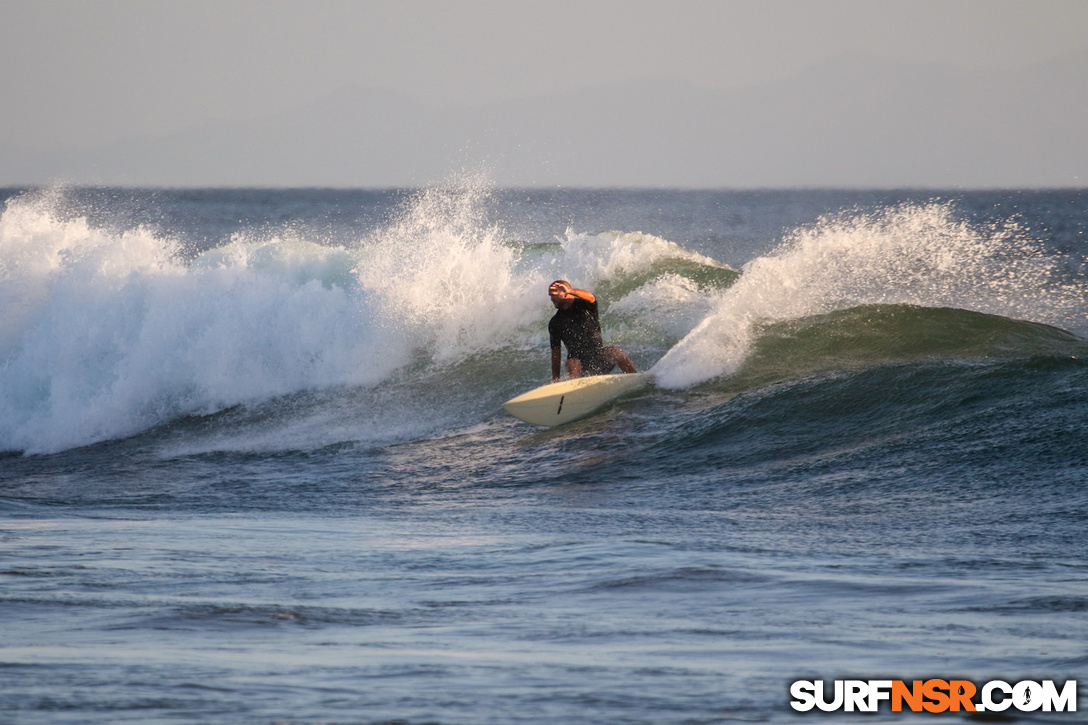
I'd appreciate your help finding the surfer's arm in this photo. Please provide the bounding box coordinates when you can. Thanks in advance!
[552,281,595,304]
[565,287,596,304]
[551,346,563,382]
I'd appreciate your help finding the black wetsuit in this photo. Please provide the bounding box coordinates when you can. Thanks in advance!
[549,297,615,376]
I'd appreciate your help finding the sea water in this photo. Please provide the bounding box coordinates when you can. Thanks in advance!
[1,183,1086,723]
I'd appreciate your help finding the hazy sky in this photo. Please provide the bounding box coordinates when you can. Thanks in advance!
[3,0,1087,186]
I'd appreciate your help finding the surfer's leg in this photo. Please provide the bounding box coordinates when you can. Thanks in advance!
[566,357,584,379]
[603,346,637,374]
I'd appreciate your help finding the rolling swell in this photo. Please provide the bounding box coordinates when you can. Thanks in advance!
[639,349,1088,499]
[634,303,1087,481]
[729,303,1087,392]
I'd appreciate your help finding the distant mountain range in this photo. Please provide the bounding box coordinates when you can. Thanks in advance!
[3,51,1086,187]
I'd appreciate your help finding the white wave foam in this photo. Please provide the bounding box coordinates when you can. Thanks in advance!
[0,191,406,454]
[608,273,718,341]
[652,201,1088,388]
[25,188,1079,450]
[0,184,731,453]
[557,229,726,283]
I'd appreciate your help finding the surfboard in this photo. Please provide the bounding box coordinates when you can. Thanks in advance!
[502,373,651,427]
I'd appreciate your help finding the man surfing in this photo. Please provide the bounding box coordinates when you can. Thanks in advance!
[548,280,637,382]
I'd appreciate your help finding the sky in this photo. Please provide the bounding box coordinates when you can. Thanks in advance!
[2,0,1087,187]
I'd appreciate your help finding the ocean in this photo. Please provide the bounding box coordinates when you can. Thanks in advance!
[1,184,1085,724]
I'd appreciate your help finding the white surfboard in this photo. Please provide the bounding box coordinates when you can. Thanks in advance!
[502,373,651,427]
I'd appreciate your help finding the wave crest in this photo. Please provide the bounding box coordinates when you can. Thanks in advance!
[652,201,1087,388]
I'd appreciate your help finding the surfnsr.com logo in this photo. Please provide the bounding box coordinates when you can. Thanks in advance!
[790,679,1078,713]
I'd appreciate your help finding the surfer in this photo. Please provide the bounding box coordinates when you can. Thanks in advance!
[548,280,637,381]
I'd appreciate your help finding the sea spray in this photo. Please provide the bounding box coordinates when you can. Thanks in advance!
[652,201,1088,388]
[557,230,735,344]
[556,229,728,288]
[350,186,728,363]
[353,182,544,361]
